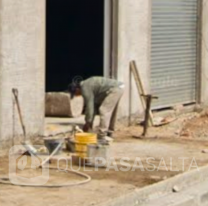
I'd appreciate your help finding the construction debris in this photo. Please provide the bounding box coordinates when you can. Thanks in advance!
[153,117,177,127]
[202,149,208,154]
[172,185,180,193]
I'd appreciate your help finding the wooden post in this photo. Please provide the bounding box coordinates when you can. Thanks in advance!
[129,63,132,126]
[130,61,154,126]
[142,95,158,137]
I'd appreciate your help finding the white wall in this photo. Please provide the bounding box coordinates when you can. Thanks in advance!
[116,0,151,118]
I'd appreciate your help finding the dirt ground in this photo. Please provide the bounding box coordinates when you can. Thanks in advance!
[1,111,208,206]
[0,154,179,206]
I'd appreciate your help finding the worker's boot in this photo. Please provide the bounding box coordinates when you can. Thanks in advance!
[98,137,113,145]
[98,130,113,145]
[104,136,113,143]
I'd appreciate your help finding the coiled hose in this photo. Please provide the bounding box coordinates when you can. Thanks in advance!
[0,167,91,188]
[0,141,91,188]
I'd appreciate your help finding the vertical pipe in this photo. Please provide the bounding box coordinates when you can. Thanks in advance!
[104,0,111,78]
[196,0,203,103]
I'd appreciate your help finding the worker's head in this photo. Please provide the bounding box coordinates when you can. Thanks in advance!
[68,82,81,99]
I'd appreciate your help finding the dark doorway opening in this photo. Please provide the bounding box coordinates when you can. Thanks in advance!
[46,0,104,92]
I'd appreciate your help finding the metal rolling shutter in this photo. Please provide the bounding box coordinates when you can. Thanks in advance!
[151,0,199,109]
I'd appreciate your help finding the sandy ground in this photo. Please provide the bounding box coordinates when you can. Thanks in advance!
[1,111,208,206]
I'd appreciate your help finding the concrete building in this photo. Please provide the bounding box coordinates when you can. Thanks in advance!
[0,0,208,144]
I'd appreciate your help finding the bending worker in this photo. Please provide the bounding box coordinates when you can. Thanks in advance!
[69,76,124,142]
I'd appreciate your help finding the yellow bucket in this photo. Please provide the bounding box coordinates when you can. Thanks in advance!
[75,133,97,158]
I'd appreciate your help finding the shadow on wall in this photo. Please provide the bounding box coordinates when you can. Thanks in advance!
[46,0,104,92]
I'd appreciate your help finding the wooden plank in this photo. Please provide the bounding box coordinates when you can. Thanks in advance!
[130,61,154,126]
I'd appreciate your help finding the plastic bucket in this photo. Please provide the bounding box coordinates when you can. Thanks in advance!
[87,144,110,167]
[75,133,97,158]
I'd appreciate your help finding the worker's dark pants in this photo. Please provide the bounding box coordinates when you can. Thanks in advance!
[98,87,124,139]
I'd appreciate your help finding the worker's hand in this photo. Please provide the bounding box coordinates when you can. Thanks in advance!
[83,122,92,132]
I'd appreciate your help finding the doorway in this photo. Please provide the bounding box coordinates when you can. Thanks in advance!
[46,0,105,92]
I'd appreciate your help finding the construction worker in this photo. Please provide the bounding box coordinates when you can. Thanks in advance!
[69,76,124,143]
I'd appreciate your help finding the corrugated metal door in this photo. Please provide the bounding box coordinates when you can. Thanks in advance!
[151,0,199,108]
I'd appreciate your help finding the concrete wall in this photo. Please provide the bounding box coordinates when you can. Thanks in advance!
[201,0,208,105]
[116,0,151,119]
[0,0,45,143]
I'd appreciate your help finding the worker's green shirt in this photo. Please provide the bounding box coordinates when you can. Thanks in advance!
[80,77,123,123]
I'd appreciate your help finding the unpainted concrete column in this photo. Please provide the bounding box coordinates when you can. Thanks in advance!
[116,0,151,119]
[0,0,45,142]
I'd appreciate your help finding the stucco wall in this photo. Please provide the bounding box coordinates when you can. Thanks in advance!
[116,0,151,118]
[201,0,208,104]
[0,0,45,143]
